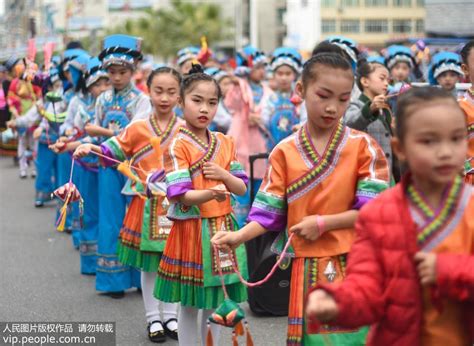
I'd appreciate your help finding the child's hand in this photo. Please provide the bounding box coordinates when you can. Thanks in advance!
[6,120,16,129]
[210,189,228,202]
[306,289,339,323]
[203,162,229,182]
[49,141,66,153]
[74,144,92,158]
[414,252,437,285]
[289,215,322,241]
[211,230,242,251]
[369,95,387,113]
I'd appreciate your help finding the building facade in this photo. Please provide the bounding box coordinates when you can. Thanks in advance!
[425,0,474,37]
[286,0,426,52]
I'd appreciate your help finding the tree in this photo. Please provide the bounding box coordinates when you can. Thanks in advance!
[107,0,233,60]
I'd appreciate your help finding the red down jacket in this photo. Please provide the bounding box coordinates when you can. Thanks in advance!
[310,179,474,345]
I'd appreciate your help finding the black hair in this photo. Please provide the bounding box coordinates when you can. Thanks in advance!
[146,66,182,90]
[66,41,83,50]
[302,53,353,88]
[311,41,345,58]
[356,58,388,91]
[75,75,87,94]
[180,63,222,101]
[460,40,474,65]
[396,86,458,140]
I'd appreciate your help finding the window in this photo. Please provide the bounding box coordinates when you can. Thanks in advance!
[393,19,412,33]
[365,0,388,6]
[393,0,412,7]
[416,0,424,6]
[321,0,337,7]
[341,0,359,6]
[322,19,337,33]
[341,19,360,33]
[365,19,388,33]
[416,19,424,33]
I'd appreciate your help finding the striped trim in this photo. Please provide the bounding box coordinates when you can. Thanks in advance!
[166,169,192,186]
[355,179,389,199]
[349,132,381,180]
[101,137,126,163]
[252,190,287,214]
[287,123,348,203]
[150,114,178,143]
[407,176,471,251]
[159,255,203,270]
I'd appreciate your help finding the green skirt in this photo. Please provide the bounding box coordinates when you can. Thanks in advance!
[154,214,248,309]
[117,197,169,272]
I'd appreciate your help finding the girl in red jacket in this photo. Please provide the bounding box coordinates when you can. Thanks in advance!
[306,86,474,346]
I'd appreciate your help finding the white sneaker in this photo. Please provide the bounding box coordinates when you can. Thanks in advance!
[20,171,27,179]
[30,170,37,178]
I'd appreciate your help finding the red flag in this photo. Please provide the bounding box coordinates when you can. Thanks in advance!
[43,42,56,73]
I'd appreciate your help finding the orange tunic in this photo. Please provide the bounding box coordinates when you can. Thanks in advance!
[155,128,249,308]
[407,178,474,346]
[100,114,183,266]
[249,122,390,258]
[458,92,474,184]
[164,128,248,219]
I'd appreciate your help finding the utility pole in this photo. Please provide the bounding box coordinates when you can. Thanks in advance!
[249,0,258,47]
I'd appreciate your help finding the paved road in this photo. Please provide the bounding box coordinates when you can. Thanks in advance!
[0,157,287,346]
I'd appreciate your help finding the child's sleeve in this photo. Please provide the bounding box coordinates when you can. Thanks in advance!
[344,99,375,131]
[247,146,287,232]
[353,133,390,209]
[60,96,77,135]
[228,137,248,185]
[260,94,275,128]
[99,122,137,167]
[164,137,193,199]
[224,82,244,113]
[132,94,152,121]
[93,95,105,127]
[310,208,386,328]
[435,253,474,302]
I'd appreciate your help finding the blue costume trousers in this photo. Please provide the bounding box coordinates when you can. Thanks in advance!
[76,165,99,275]
[35,142,56,202]
[96,166,140,292]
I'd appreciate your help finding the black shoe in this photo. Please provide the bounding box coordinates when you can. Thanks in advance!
[104,291,125,299]
[35,200,44,208]
[136,287,142,294]
[64,228,72,234]
[148,321,166,343]
[163,318,178,341]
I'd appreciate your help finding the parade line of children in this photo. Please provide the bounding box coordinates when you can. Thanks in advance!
[3,34,474,345]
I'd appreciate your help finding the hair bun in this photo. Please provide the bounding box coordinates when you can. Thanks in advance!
[188,63,204,75]
[356,58,368,69]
